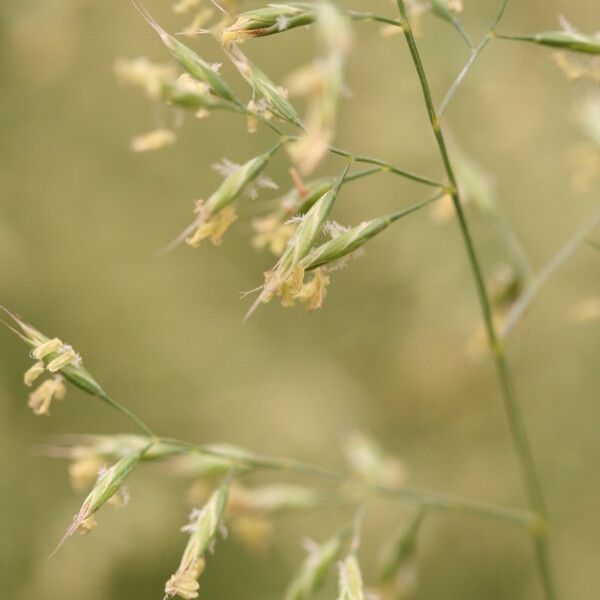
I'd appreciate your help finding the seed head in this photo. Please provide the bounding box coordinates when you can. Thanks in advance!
[220,4,316,44]
[302,216,394,271]
[165,143,282,252]
[228,46,303,127]
[165,481,230,599]
[133,1,237,102]
[53,450,143,555]
[246,163,350,318]
[284,526,352,600]
[1,307,105,401]
[533,31,600,55]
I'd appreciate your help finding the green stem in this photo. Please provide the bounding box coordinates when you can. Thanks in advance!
[343,166,383,183]
[439,35,492,116]
[249,106,444,189]
[158,437,533,528]
[348,11,402,28]
[99,393,156,438]
[395,1,557,597]
[328,146,444,187]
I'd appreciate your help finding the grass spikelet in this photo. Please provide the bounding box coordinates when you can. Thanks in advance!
[302,193,442,273]
[132,0,238,102]
[1,306,105,400]
[164,479,230,599]
[219,3,316,45]
[500,31,600,55]
[245,161,351,318]
[163,141,282,252]
[52,450,144,556]
[227,46,303,127]
[284,525,352,600]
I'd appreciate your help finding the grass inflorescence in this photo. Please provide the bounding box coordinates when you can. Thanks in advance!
[4,1,600,599]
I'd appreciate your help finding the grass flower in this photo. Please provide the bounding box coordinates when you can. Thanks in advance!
[220,4,316,45]
[164,142,282,252]
[1,307,105,409]
[250,176,336,255]
[165,480,230,599]
[246,162,351,317]
[28,376,66,416]
[284,526,352,600]
[133,1,238,103]
[53,450,144,554]
[227,46,303,127]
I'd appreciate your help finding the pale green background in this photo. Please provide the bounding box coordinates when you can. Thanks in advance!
[1,1,599,599]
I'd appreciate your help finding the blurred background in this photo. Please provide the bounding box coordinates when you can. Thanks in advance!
[1,1,599,598]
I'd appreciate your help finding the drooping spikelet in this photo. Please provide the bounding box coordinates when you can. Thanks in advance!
[284,526,353,600]
[1,307,105,415]
[165,480,230,599]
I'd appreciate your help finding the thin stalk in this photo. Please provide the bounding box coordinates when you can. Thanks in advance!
[439,0,508,115]
[396,1,557,598]
[248,104,444,189]
[328,147,444,187]
[344,166,384,183]
[158,437,533,528]
[99,393,155,438]
[388,189,447,223]
[502,207,600,339]
[348,11,402,28]
[450,17,475,49]
[439,35,491,116]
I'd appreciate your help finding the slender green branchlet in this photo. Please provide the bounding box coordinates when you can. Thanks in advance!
[498,31,600,55]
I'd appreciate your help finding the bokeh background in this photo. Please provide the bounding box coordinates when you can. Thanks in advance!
[1,1,599,598]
